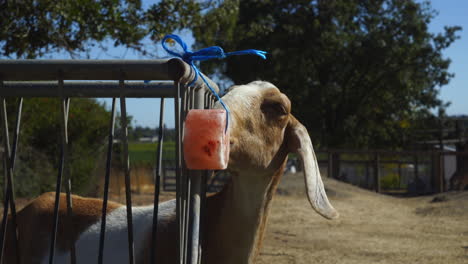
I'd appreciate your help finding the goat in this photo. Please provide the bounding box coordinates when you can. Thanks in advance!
[3,81,338,264]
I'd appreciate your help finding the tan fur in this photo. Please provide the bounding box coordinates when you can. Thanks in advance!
[4,192,121,263]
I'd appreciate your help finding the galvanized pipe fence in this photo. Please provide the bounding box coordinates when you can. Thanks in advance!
[0,58,217,264]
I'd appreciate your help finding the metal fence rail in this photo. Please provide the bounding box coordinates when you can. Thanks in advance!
[0,58,217,264]
[318,149,468,195]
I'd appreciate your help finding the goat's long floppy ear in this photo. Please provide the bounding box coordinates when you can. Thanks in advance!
[287,117,339,219]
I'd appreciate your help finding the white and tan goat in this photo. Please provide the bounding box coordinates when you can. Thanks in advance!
[3,81,338,264]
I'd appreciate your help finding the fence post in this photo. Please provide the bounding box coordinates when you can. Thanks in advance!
[438,152,445,193]
[186,87,205,264]
[374,153,380,193]
[330,152,340,180]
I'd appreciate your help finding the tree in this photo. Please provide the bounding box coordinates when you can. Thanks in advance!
[0,0,462,150]
[193,0,462,149]
[0,0,147,58]
[0,0,208,59]
[1,98,111,197]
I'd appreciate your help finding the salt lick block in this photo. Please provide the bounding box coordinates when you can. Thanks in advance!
[183,109,230,170]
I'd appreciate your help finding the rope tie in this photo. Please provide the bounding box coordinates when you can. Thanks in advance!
[161,34,267,132]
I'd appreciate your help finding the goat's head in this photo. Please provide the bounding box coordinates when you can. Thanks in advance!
[219,81,338,219]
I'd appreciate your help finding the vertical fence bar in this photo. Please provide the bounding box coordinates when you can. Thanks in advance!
[119,79,135,264]
[181,87,192,264]
[183,87,197,264]
[151,98,165,264]
[198,170,209,263]
[48,77,69,264]
[181,89,185,264]
[414,155,419,180]
[431,152,438,193]
[187,87,205,264]
[327,151,333,178]
[438,152,445,193]
[174,81,182,264]
[9,98,23,264]
[0,98,10,264]
[398,163,402,189]
[204,93,209,109]
[0,97,22,264]
[98,98,117,264]
[199,90,211,263]
[374,153,381,193]
[365,160,370,189]
[59,96,76,264]
[210,96,214,109]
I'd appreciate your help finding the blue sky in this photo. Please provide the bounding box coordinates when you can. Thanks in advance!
[424,0,468,116]
[15,0,468,128]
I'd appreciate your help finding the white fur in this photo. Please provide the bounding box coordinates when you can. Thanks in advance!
[42,199,176,264]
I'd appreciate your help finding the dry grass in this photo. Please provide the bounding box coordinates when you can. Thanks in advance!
[258,172,468,264]
[6,170,468,263]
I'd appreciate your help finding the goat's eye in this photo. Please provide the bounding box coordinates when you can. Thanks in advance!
[261,102,288,116]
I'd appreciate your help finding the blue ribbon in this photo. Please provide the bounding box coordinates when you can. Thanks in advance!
[160,34,267,132]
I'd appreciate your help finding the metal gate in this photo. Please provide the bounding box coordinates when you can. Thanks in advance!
[0,58,216,263]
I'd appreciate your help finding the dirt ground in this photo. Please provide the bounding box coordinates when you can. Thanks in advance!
[257,173,468,264]
[105,172,468,263]
[7,172,468,263]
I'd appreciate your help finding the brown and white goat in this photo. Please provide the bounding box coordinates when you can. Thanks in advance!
[3,81,338,264]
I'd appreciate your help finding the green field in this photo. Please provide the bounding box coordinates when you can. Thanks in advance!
[128,141,176,165]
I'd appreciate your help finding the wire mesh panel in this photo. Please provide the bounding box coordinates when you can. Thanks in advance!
[0,58,218,264]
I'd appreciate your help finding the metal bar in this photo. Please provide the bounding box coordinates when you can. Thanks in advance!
[439,153,445,193]
[183,87,190,128]
[318,149,468,156]
[414,155,419,180]
[211,96,215,108]
[183,174,191,264]
[182,87,194,264]
[374,153,381,193]
[204,92,209,109]
[0,98,10,264]
[49,121,64,262]
[398,163,402,189]
[0,154,8,264]
[58,81,76,264]
[0,97,22,264]
[198,171,209,263]
[189,88,195,110]
[0,59,221,93]
[2,147,6,199]
[151,98,165,264]
[119,80,135,264]
[187,174,199,264]
[7,98,22,264]
[1,81,174,98]
[0,59,170,81]
[98,98,117,264]
[174,82,182,264]
[327,151,333,178]
[187,87,206,264]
